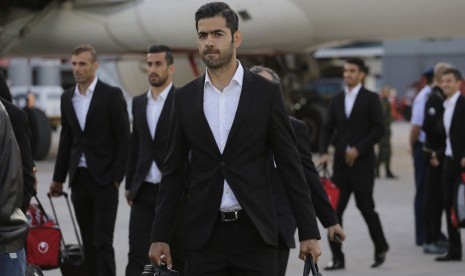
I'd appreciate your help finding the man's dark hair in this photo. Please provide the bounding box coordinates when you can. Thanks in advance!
[250,66,281,84]
[147,44,174,65]
[345,58,368,74]
[195,2,239,34]
[72,44,97,62]
[442,67,462,81]
[422,67,434,84]
[0,71,12,103]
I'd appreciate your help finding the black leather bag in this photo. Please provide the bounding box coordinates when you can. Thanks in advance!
[303,255,322,276]
[141,264,179,276]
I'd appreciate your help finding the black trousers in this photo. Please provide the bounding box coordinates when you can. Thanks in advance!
[125,182,185,276]
[330,169,388,258]
[71,168,119,276]
[413,142,428,245]
[423,160,445,244]
[184,212,277,276]
[276,236,290,276]
[442,157,462,257]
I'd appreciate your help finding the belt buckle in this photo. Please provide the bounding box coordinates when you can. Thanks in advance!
[220,210,239,222]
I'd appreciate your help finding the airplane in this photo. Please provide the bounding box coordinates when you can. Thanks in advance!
[2,0,465,159]
[2,0,465,56]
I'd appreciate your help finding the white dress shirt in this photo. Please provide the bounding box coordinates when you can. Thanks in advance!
[411,85,431,143]
[443,91,460,157]
[344,83,362,118]
[144,83,173,184]
[203,62,243,211]
[72,77,98,168]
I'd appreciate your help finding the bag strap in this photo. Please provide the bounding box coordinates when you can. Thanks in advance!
[32,194,50,221]
[316,163,331,179]
[303,254,322,276]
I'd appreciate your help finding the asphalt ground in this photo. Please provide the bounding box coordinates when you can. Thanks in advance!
[34,121,464,276]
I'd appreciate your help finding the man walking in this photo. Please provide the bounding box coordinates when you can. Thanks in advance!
[320,58,389,269]
[251,65,345,276]
[435,68,465,262]
[125,45,184,275]
[50,44,130,276]
[149,2,321,275]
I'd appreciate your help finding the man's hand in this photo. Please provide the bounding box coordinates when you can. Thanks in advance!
[430,156,440,167]
[49,181,63,197]
[319,154,331,167]
[125,189,133,206]
[461,157,465,168]
[345,147,359,167]
[299,239,321,263]
[149,242,172,267]
[328,224,346,243]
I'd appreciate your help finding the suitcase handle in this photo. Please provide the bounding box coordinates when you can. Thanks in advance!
[47,192,83,258]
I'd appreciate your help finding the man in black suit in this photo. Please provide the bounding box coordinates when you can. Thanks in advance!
[125,45,184,275]
[50,44,130,276]
[251,65,346,276]
[149,2,321,275]
[319,58,389,269]
[0,72,35,212]
[435,68,465,262]
[422,63,451,254]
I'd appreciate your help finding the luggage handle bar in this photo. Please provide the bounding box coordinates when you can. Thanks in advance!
[47,191,83,258]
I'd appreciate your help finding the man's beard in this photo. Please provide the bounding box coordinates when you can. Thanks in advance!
[149,75,168,87]
[202,44,234,69]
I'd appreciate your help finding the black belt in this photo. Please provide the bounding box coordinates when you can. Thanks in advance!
[143,181,160,192]
[76,167,89,174]
[219,210,243,222]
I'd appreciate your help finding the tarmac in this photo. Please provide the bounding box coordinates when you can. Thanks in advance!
[34,121,465,276]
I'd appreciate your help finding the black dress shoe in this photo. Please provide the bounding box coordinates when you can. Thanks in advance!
[324,258,345,270]
[435,253,462,261]
[371,248,388,268]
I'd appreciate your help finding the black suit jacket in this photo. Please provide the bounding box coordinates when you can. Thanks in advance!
[269,116,337,248]
[423,86,446,154]
[53,80,130,186]
[151,68,320,251]
[0,98,35,210]
[126,87,175,200]
[448,94,465,170]
[321,87,384,172]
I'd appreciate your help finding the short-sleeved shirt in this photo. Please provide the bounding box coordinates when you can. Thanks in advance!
[410,85,431,143]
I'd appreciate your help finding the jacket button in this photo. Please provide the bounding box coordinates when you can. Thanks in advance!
[220,162,226,167]
[217,191,222,197]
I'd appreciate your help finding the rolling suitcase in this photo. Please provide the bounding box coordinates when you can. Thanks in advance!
[48,191,87,276]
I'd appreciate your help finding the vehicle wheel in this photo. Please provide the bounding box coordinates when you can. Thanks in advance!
[293,105,323,151]
[24,107,52,160]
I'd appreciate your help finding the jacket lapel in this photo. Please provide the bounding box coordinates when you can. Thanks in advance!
[137,95,152,140]
[223,70,256,155]
[153,86,174,143]
[84,80,102,132]
[194,76,222,156]
[450,95,462,136]
[347,88,363,121]
[64,88,82,132]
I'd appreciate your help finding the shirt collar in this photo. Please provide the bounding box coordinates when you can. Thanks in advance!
[74,77,98,97]
[444,91,460,108]
[147,82,173,102]
[344,83,362,97]
[204,60,244,90]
